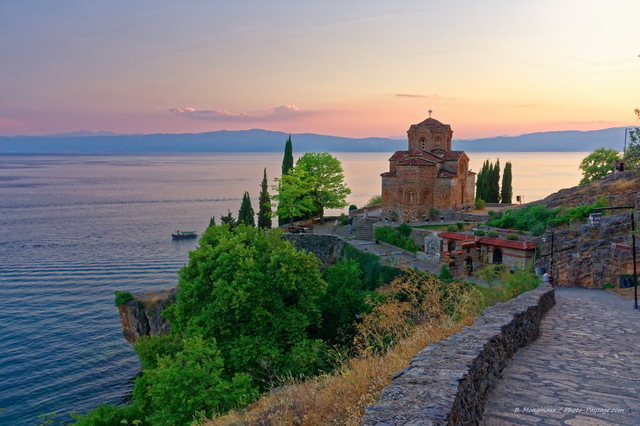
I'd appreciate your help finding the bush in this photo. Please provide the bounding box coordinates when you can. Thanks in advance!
[505,233,520,240]
[349,204,358,211]
[447,225,457,232]
[475,199,486,210]
[438,265,453,281]
[487,230,499,238]
[473,229,486,236]
[114,291,134,307]
[429,208,439,220]
[456,222,464,231]
[530,222,546,236]
[487,210,495,217]
[74,403,146,426]
[374,225,420,253]
[397,223,412,237]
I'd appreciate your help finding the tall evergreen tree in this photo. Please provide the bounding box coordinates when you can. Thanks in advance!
[501,162,513,203]
[279,135,294,225]
[258,168,272,229]
[238,192,255,227]
[490,159,501,203]
[220,210,237,230]
[282,134,294,176]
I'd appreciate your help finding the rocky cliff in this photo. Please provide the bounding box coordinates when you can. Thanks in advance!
[533,170,639,289]
[118,288,178,344]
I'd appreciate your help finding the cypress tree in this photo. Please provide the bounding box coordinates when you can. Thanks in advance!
[238,191,255,227]
[490,159,501,203]
[279,135,294,225]
[258,168,272,229]
[501,162,513,203]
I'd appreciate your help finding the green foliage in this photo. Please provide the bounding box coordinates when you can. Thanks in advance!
[456,222,464,231]
[257,168,272,229]
[473,229,486,236]
[438,264,453,281]
[579,148,621,185]
[134,335,183,370]
[237,191,255,227]
[602,282,615,289]
[429,208,439,220]
[475,266,540,307]
[530,222,546,236]
[295,152,351,220]
[164,225,329,386]
[281,134,294,176]
[220,210,237,229]
[133,336,256,426]
[501,162,513,203]
[74,403,146,426]
[272,167,316,226]
[486,198,609,232]
[487,230,499,238]
[396,223,412,237]
[114,291,134,307]
[374,226,420,252]
[475,199,486,210]
[505,233,519,240]
[343,244,404,291]
[317,259,368,344]
[367,194,383,205]
[339,212,349,225]
[208,216,216,229]
[349,204,358,211]
[476,159,507,203]
[446,225,457,232]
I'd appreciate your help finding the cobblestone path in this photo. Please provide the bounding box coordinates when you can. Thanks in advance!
[482,287,640,425]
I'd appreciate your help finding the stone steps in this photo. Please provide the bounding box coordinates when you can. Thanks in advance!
[335,216,376,241]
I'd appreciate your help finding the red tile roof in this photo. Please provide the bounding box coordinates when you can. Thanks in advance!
[437,232,536,251]
[437,169,457,178]
[416,117,446,128]
[442,151,465,161]
[380,170,396,177]
[398,158,437,167]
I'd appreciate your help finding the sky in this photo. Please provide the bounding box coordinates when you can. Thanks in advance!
[1,0,639,139]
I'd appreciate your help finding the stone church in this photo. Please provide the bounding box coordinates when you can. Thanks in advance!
[381,114,475,222]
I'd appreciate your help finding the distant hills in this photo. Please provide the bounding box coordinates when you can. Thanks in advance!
[0,127,630,153]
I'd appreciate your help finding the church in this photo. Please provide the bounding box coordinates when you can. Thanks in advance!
[381,113,475,222]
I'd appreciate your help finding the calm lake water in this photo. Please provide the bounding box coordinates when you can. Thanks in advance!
[0,152,586,424]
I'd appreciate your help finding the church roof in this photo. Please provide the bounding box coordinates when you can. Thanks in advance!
[389,150,444,162]
[437,169,458,178]
[398,158,437,167]
[442,151,465,161]
[380,170,396,177]
[416,117,446,129]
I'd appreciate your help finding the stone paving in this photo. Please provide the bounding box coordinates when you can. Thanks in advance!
[481,287,640,425]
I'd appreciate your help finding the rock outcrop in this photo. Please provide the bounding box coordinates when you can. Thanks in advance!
[118,288,178,344]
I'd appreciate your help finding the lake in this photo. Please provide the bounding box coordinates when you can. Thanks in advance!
[0,152,586,424]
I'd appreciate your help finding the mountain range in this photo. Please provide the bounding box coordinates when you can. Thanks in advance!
[0,127,631,153]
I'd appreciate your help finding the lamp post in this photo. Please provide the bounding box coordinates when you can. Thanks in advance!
[592,207,638,309]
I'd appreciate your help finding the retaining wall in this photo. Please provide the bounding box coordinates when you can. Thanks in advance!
[361,282,555,425]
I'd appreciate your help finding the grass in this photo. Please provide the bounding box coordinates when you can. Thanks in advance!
[199,268,539,426]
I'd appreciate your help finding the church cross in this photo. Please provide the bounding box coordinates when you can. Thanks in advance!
[428,109,433,117]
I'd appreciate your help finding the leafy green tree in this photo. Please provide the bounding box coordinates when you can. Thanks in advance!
[272,167,316,226]
[317,258,367,344]
[257,168,272,229]
[164,225,329,385]
[237,191,255,227]
[295,152,351,221]
[623,108,640,169]
[501,162,513,203]
[579,147,621,185]
[367,194,382,205]
[133,336,255,426]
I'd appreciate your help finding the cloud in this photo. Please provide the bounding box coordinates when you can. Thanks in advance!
[392,93,455,100]
[168,105,311,122]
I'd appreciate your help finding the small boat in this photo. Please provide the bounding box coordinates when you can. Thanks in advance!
[172,230,197,240]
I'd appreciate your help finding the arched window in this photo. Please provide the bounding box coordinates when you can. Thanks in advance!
[435,137,441,147]
[493,248,503,264]
[448,241,456,252]
[407,189,417,204]
[419,137,426,151]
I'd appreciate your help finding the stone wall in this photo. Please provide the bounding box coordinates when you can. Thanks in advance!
[283,234,346,265]
[361,283,555,426]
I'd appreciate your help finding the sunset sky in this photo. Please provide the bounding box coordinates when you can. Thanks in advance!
[1,0,638,139]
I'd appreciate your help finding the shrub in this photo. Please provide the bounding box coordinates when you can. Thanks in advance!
[397,223,412,237]
[456,222,464,231]
[505,233,520,240]
[114,291,134,307]
[438,265,453,281]
[530,222,546,236]
[473,229,486,236]
[487,230,499,238]
[349,204,358,211]
[74,403,146,426]
[429,208,439,220]
[475,199,486,210]
[447,225,457,232]
[488,210,495,217]
[374,225,419,253]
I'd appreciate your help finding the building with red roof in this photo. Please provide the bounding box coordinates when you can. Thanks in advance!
[381,114,475,222]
